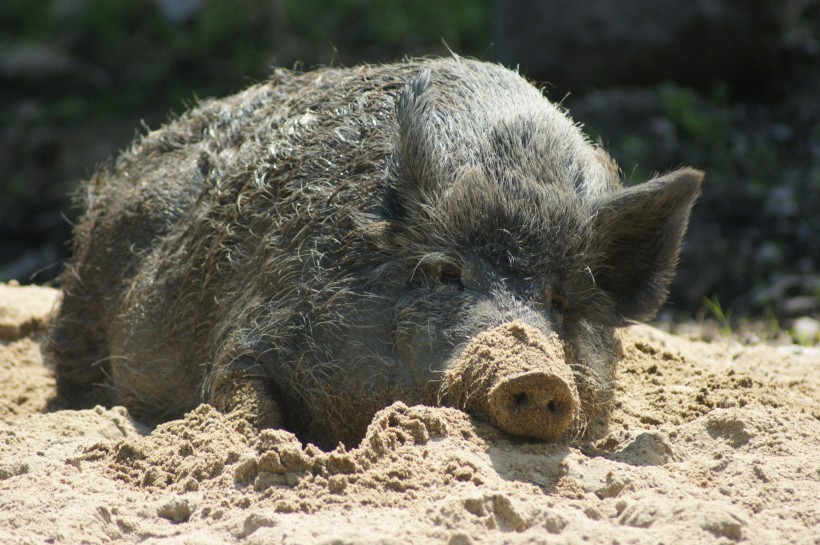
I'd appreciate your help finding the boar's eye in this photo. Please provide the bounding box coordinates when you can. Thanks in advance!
[437,263,464,290]
[546,288,569,314]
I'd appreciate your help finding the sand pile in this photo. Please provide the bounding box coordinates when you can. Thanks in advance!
[0,283,817,544]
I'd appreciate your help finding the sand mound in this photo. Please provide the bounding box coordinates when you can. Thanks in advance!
[0,283,817,544]
[0,282,59,418]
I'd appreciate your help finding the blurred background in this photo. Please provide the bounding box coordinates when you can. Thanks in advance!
[1,0,818,342]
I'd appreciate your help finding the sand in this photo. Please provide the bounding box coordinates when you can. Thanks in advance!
[0,282,817,544]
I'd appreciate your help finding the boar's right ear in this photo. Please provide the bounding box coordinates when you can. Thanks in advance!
[389,69,445,209]
[591,168,703,322]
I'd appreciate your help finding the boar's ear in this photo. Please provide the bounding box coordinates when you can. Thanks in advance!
[390,69,445,205]
[591,168,703,322]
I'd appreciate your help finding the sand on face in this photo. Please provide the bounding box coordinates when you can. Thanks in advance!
[443,320,581,442]
[1,282,818,544]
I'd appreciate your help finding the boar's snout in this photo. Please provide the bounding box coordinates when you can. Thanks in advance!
[443,321,581,442]
[488,369,578,441]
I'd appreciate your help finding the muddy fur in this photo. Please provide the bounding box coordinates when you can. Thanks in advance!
[47,57,702,448]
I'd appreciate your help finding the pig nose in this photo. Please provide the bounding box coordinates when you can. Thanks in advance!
[488,370,578,441]
[443,320,581,442]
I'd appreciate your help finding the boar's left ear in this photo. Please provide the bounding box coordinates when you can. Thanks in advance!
[591,168,703,322]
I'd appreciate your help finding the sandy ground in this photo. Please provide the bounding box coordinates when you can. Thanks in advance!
[0,282,817,545]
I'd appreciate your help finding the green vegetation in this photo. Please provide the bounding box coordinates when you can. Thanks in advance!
[658,82,728,145]
[0,0,491,123]
[701,296,733,336]
[283,0,489,54]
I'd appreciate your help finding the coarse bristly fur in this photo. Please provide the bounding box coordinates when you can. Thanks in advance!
[46,56,702,448]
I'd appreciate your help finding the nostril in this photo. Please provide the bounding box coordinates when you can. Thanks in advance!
[487,370,579,441]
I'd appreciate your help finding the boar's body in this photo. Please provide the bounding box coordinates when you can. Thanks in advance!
[48,58,701,447]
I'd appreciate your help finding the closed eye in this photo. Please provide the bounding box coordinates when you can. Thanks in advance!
[437,263,464,290]
[546,287,569,314]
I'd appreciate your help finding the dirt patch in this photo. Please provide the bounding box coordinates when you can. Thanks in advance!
[0,283,817,544]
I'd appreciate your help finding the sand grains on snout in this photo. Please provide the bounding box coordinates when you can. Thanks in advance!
[443,321,581,442]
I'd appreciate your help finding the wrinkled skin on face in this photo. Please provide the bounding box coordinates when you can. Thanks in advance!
[47,58,702,448]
